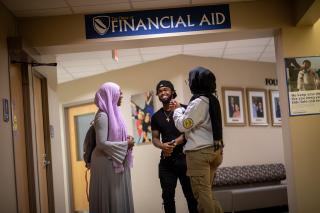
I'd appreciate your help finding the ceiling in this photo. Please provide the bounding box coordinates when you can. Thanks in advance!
[0,0,254,17]
[1,0,274,84]
[57,37,275,83]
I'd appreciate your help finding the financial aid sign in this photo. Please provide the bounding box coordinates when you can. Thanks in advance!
[85,4,231,39]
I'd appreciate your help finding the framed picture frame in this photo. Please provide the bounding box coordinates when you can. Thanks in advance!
[221,87,246,126]
[269,90,281,126]
[246,88,269,126]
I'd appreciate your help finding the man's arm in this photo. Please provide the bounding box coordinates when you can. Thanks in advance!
[172,134,185,146]
[152,130,174,156]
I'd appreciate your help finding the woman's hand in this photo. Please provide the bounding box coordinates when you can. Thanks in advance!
[127,135,135,150]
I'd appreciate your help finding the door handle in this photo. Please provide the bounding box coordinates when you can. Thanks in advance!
[43,160,51,167]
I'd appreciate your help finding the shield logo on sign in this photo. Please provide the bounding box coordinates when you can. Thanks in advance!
[93,16,110,35]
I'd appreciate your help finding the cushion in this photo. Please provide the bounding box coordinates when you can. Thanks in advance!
[213,163,286,187]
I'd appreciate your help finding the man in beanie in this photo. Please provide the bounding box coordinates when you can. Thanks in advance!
[172,67,224,213]
[151,80,197,213]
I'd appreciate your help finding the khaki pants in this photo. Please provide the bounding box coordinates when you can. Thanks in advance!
[186,147,223,213]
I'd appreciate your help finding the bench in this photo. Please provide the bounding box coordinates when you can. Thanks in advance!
[213,163,288,212]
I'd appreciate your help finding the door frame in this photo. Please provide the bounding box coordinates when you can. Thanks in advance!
[63,100,94,212]
[32,70,55,213]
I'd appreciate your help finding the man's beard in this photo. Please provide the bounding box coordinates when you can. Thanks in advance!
[160,96,172,104]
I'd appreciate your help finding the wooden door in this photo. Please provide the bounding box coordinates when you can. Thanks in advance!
[33,74,51,213]
[67,103,97,212]
[10,63,30,213]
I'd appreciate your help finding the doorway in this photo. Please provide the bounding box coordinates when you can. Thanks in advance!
[32,71,55,213]
[66,103,97,212]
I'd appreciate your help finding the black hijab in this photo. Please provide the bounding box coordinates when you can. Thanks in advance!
[188,66,223,145]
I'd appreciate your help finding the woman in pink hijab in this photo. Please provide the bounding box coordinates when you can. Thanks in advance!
[89,82,135,213]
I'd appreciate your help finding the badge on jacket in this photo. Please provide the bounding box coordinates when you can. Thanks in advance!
[183,118,193,129]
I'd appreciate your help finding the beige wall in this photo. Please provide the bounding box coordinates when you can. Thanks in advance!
[58,55,283,213]
[0,3,18,212]
[279,20,320,213]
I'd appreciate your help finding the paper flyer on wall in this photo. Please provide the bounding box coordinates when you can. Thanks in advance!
[285,56,320,116]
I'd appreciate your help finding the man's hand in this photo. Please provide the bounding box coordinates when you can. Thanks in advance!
[161,142,175,157]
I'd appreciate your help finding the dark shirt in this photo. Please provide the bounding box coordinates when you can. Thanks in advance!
[151,105,187,160]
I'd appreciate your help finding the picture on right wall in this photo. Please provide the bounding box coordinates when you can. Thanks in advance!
[269,90,281,126]
[285,56,320,116]
[246,88,269,126]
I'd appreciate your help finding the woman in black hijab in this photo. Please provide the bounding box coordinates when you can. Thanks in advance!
[172,66,224,213]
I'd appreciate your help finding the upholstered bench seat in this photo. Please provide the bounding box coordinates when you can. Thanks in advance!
[213,163,288,212]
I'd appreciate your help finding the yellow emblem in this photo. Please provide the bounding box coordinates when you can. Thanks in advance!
[183,118,193,129]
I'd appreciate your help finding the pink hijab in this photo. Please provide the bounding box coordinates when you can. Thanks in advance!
[94,82,133,173]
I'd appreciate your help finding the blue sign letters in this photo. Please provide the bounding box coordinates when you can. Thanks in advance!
[85,4,231,39]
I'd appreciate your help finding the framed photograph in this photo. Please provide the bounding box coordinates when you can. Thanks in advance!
[246,88,269,126]
[269,90,281,126]
[221,87,246,126]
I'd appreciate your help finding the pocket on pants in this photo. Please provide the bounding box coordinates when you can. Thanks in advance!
[199,147,215,154]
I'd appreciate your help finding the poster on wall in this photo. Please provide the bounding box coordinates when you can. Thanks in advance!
[285,56,320,116]
[131,91,154,145]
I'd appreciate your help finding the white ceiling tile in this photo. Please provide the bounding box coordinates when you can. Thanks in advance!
[71,72,96,78]
[101,58,143,67]
[132,0,188,10]
[260,51,275,58]
[60,59,102,67]
[227,37,271,48]
[264,45,275,52]
[58,77,74,84]
[57,52,107,61]
[118,55,143,62]
[140,45,182,54]
[104,61,142,70]
[184,41,226,51]
[64,65,105,73]
[268,37,274,45]
[118,48,141,56]
[57,65,74,77]
[224,46,264,55]
[223,53,259,61]
[58,73,74,80]
[184,48,224,57]
[57,70,74,83]
[259,56,276,63]
[142,52,178,61]
[101,55,142,63]
[72,3,131,14]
